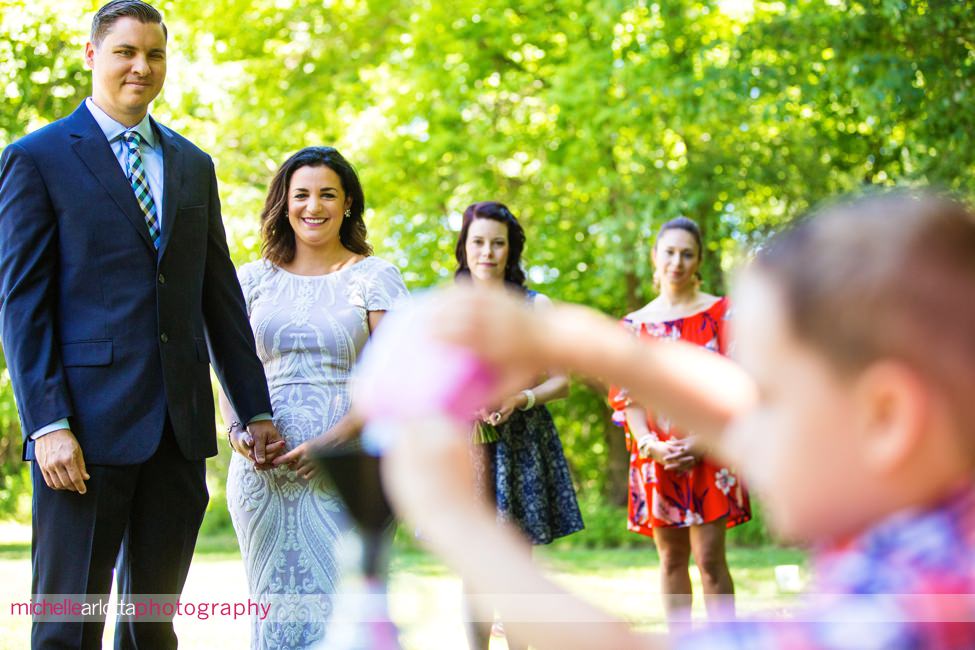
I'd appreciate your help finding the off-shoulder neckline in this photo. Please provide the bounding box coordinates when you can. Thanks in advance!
[625,295,725,325]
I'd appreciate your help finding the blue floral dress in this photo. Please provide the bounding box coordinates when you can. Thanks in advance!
[472,291,584,545]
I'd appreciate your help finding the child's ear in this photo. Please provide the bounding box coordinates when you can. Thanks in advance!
[852,360,929,475]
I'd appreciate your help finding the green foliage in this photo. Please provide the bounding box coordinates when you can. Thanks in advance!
[1,1,974,538]
[0,1,90,146]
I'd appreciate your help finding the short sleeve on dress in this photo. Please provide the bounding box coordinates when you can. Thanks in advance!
[236,260,266,315]
[363,259,409,312]
[714,297,732,355]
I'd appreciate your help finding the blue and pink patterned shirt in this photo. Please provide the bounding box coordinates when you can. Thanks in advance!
[680,482,975,649]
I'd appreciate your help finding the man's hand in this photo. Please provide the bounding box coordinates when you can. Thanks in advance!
[229,427,285,471]
[246,420,286,466]
[34,429,89,494]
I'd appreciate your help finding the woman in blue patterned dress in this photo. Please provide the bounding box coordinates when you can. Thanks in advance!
[218,147,408,650]
[454,201,584,650]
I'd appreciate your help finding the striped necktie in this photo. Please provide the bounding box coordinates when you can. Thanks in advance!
[122,130,161,249]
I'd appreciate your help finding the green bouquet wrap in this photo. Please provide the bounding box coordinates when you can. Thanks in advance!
[472,420,500,444]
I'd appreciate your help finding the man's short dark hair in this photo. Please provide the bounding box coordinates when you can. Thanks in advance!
[90,0,167,45]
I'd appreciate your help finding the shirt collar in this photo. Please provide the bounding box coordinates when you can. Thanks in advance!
[816,480,975,567]
[84,97,157,150]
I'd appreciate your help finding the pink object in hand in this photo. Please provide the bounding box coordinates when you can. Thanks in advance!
[353,292,497,451]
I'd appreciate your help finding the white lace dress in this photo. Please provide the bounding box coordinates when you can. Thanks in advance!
[227,257,409,650]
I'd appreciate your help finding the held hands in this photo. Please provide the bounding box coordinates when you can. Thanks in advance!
[661,439,702,473]
[637,437,702,473]
[230,420,287,470]
[271,440,321,480]
[271,421,361,479]
[34,429,90,494]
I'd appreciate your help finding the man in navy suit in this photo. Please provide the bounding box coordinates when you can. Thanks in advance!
[0,2,284,647]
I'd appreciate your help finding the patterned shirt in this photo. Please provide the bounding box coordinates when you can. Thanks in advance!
[679,483,975,649]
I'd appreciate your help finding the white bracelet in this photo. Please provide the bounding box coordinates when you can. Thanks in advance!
[518,389,537,411]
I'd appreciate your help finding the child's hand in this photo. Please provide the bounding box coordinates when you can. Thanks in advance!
[432,286,544,400]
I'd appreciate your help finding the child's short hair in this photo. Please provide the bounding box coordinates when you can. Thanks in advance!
[756,191,975,433]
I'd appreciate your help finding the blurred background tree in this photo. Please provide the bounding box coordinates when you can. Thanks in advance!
[2,0,972,543]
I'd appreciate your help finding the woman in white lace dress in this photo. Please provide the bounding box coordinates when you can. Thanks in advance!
[218,147,408,650]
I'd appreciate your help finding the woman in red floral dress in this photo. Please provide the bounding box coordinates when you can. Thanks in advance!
[609,217,750,627]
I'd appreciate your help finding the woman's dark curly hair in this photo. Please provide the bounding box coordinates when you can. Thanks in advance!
[260,146,372,265]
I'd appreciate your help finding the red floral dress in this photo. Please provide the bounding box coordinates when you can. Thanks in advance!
[609,297,750,535]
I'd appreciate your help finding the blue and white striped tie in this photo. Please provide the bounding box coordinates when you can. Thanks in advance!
[122,130,160,249]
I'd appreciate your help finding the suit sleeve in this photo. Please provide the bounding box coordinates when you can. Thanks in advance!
[0,144,73,441]
[199,156,272,423]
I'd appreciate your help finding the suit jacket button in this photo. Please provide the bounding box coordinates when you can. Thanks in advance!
[160,333,169,343]
[158,273,166,284]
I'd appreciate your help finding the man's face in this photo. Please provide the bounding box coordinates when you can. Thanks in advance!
[85,17,166,125]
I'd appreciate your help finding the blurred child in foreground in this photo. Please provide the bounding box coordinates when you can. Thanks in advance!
[380,192,975,650]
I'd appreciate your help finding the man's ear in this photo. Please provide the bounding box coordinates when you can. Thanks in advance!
[84,42,96,70]
[851,360,929,476]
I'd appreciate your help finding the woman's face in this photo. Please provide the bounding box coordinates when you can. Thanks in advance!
[287,164,350,252]
[652,228,701,291]
[465,218,509,283]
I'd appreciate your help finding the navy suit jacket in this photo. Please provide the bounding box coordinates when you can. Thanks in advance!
[0,102,271,464]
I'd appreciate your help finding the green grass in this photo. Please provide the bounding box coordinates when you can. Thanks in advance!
[190,532,242,561]
[0,522,809,649]
[0,542,28,561]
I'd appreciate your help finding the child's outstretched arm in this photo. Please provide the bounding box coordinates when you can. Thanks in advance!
[435,287,757,442]
[381,416,661,650]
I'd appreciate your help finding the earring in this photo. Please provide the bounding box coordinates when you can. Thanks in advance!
[343,209,351,219]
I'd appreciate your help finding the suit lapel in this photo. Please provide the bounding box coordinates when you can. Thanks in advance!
[155,119,182,260]
[67,104,155,254]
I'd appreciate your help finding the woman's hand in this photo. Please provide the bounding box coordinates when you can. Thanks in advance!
[636,437,700,472]
[660,439,702,473]
[483,393,527,426]
[271,440,322,480]
[270,418,365,479]
[636,436,667,463]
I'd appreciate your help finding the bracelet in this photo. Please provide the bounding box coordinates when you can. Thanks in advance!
[226,420,243,451]
[518,389,537,411]
[636,436,656,456]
